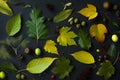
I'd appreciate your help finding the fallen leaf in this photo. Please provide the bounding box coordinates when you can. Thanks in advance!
[44,40,58,55]
[97,60,115,80]
[71,51,95,64]
[26,57,57,74]
[89,24,108,43]
[57,26,77,46]
[0,0,13,16]
[78,4,98,20]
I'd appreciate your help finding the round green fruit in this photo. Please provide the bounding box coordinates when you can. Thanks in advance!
[16,74,21,79]
[35,48,41,56]
[0,71,6,79]
[111,34,118,42]
[20,74,25,79]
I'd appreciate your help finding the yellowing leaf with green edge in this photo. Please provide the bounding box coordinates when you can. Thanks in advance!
[71,51,95,64]
[89,24,108,43]
[0,0,13,16]
[78,4,98,20]
[26,57,57,74]
[44,40,58,55]
[57,26,77,46]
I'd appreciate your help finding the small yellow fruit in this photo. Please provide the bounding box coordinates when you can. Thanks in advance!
[0,71,6,79]
[111,34,118,42]
[35,48,41,56]
[96,49,100,53]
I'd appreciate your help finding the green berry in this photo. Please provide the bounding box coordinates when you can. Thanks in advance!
[16,74,21,79]
[69,20,73,25]
[35,48,41,56]
[81,21,86,26]
[111,34,118,42]
[21,74,25,79]
[74,18,79,23]
[0,71,6,79]
[76,24,80,28]
[96,49,100,53]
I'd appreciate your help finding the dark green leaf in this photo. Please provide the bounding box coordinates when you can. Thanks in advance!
[78,29,91,50]
[0,62,17,72]
[26,8,48,40]
[52,57,73,79]
[97,60,115,80]
[107,44,117,57]
[0,46,12,60]
[54,9,73,23]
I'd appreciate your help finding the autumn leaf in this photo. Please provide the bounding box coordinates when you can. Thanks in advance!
[71,51,95,64]
[0,0,13,16]
[78,4,98,20]
[89,24,108,43]
[57,26,77,46]
[97,60,115,80]
[44,40,58,55]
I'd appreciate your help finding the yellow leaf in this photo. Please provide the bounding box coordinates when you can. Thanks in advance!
[71,51,95,64]
[0,0,13,16]
[44,40,58,55]
[89,24,108,43]
[78,4,98,20]
[57,26,77,46]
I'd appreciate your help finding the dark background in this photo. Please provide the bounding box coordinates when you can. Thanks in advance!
[0,0,120,80]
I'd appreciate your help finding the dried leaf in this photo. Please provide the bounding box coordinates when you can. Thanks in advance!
[57,26,77,46]
[71,51,95,64]
[44,40,58,55]
[78,4,98,20]
[89,24,108,43]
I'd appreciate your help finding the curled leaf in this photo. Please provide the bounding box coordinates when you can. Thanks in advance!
[26,57,57,74]
[57,26,77,46]
[44,40,58,55]
[78,4,98,20]
[54,9,73,23]
[6,14,21,36]
[89,24,108,43]
[0,0,13,16]
[71,51,95,64]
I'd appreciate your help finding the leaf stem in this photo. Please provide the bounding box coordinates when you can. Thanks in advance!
[113,52,120,65]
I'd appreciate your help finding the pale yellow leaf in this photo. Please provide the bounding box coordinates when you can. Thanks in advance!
[71,51,95,64]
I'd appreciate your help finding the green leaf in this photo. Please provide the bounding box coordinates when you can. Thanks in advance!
[6,14,21,36]
[78,29,91,50]
[0,0,13,16]
[57,26,77,46]
[26,57,57,74]
[52,57,73,79]
[26,8,48,40]
[107,44,117,57]
[97,60,115,80]
[71,51,95,64]
[0,46,12,60]
[0,62,17,72]
[54,9,73,23]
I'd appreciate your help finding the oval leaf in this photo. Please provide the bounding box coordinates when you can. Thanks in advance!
[6,14,21,36]
[78,29,91,50]
[0,0,13,16]
[26,57,57,74]
[54,9,73,23]
[71,51,95,64]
